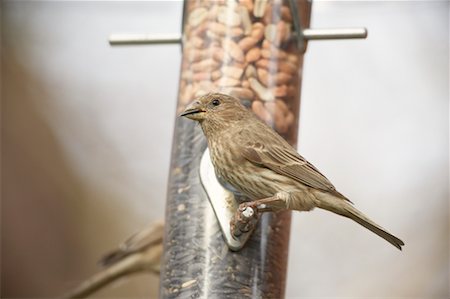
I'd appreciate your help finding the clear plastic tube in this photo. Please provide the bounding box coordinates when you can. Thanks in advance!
[161,1,311,298]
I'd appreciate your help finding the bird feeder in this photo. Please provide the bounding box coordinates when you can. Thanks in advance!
[160,1,303,297]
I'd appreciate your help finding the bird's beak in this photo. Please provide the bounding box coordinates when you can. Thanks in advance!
[180,101,206,120]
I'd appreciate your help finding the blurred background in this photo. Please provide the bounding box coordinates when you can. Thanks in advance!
[1,1,448,298]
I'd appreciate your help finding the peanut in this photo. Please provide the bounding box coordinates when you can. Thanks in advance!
[191,59,219,72]
[252,100,273,123]
[257,68,269,86]
[251,22,265,41]
[256,59,298,75]
[230,27,244,38]
[278,21,291,43]
[191,36,204,48]
[265,100,289,133]
[218,6,241,27]
[193,72,211,81]
[209,22,227,36]
[245,65,257,79]
[215,77,241,87]
[221,66,244,79]
[238,6,252,35]
[281,6,292,22]
[238,37,259,52]
[249,77,275,102]
[221,87,254,99]
[238,0,253,12]
[272,85,288,98]
[188,7,208,27]
[264,24,280,45]
[211,70,222,81]
[253,0,268,18]
[262,3,282,25]
[246,48,261,63]
[273,72,292,85]
[261,47,287,60]
[223,39,244,62]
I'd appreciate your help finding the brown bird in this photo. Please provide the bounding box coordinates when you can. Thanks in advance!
[180,92,404,250]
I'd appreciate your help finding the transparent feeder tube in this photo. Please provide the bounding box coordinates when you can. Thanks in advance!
[160,0,311,298]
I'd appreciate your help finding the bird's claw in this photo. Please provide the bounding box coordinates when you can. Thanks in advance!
[230,203,259,238]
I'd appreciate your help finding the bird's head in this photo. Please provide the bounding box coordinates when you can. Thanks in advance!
[180,93,249,124]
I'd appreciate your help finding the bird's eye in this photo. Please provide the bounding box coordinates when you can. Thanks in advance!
[212,99,220,106]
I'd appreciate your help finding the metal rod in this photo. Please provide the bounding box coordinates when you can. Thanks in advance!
[108,34,181,45]
[303,28,367,40]
[288,0,304,50]
[108,28,367,46]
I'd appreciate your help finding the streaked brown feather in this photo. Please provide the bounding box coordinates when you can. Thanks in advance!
[237,123,350,201]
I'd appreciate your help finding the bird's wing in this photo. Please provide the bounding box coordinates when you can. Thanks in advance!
[238,128,348,200]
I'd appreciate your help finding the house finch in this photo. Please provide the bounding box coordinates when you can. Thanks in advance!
[180,93,404,250]
[62,221,164,298]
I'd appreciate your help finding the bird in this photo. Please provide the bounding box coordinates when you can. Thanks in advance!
[180,92,404,250]
[62,221,164,298]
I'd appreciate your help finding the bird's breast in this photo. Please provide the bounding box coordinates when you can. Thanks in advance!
[208,139,295,199]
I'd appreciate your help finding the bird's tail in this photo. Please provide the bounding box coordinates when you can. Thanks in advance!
[317,195,404,250]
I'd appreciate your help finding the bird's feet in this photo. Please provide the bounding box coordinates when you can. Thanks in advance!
[230,202,259,238]
[230,193,290,238]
